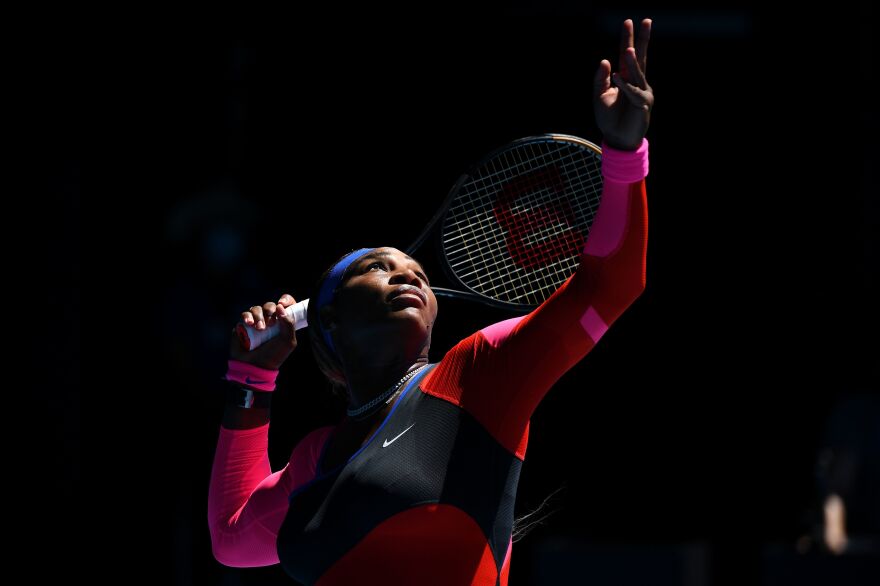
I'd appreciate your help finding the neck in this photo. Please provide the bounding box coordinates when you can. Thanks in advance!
[342,354,430,421]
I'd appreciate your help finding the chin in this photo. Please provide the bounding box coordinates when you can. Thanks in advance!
[392,309,432,332]
[390,310,433,342]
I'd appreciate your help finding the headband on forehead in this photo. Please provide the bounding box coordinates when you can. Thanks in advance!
[315,247,376,355]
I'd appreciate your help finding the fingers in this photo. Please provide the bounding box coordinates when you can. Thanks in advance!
[241,303,275,331]
[617,18,651,80]
[636,18,651,75]
[275,307,296,344]
[593,59,612,97]
[261,302,278,326]
[618,19,634,79]
[612,72,652,108]
[275,293,298,332]
[240,294,296,331]
[622,46,648,89]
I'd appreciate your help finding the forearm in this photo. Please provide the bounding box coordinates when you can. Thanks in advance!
[580,175,648,304]
[208,423,272,528]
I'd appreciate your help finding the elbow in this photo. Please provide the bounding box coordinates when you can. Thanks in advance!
[616,277,645,312]
[625,273,646,304]
[210,538,252,568]
[211,550,260,570]
[637,259,647,294]
[208,519,242,568]
[208,519,279,568]
[209,524,233,567]
[622,285,645,311]
[211,544,236,568]
[633,263,647,298]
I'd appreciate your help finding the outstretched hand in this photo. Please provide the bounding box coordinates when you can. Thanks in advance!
[594,18,654,151]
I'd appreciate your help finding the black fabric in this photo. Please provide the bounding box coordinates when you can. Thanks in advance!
[277,364,522,584]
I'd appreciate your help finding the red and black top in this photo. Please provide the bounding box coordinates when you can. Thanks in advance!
[208,141,649,585]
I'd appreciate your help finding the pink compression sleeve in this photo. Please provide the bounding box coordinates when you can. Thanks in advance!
[207,423,335,567]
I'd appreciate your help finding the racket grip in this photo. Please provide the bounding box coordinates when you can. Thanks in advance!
[235,299,310,351]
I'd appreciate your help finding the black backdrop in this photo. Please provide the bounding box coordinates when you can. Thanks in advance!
[58,3,879,585]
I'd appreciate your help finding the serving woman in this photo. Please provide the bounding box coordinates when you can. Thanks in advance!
[209,17,654,585]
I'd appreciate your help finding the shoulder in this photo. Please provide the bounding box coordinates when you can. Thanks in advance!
[433,316,526,371]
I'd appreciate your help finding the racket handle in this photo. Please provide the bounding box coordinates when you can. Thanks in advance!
[235,299,310,351]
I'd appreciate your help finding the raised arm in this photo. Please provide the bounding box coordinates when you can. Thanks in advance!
[208,294,310,567]
[423,19,654,452]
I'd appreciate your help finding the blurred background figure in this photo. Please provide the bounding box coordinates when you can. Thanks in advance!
[808,390,880,556]
[765,390,880,585]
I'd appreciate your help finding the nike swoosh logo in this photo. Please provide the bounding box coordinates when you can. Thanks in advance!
[383,423,415,448]
[245,376,268,385]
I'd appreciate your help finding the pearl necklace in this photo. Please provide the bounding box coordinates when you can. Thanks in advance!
[347,363,431,420]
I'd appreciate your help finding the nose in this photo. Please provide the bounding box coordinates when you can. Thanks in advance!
[389,267,424,289]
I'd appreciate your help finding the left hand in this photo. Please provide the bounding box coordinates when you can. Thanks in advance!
[594,18,654,151]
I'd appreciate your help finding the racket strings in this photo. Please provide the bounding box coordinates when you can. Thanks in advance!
[447,144,595,302]
[442,139,602,305]
[446,148,593,258]
[454,148,600,302]
[444,144,600,248]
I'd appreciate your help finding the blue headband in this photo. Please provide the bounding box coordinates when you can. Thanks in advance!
[315,247,376,355]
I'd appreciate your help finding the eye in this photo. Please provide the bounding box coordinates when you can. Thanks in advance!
[366,261,385,272]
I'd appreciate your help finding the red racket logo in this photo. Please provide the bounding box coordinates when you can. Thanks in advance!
[492,165,584,270]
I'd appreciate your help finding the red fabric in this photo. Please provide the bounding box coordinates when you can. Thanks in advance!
[315,504,509,586]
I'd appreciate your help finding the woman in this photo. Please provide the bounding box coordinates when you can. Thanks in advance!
[209,18,654,585]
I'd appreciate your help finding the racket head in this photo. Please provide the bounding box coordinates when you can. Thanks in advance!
[412,134,603,311]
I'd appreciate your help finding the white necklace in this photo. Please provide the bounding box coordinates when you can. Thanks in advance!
[347,363,430,420]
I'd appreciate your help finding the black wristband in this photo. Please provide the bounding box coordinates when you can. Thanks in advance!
[223,378,273,409]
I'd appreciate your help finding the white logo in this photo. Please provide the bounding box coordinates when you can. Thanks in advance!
[383,423,415,447]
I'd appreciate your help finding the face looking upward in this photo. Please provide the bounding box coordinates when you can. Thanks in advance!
[320,247,438,360]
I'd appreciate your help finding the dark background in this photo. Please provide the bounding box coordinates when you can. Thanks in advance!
[49,2,879,584]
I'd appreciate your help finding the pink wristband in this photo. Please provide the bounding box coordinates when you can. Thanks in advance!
[226,359,279,392]
[601,138,649,183]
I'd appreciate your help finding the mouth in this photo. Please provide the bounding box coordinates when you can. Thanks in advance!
[388,285,428,306]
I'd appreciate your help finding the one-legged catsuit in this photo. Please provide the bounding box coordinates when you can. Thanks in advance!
[208,140,650,585]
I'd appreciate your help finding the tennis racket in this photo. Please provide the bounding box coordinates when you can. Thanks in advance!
[238,133,604,350]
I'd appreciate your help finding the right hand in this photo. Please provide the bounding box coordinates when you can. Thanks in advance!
[593,18,653,151]
[229,293,299,370]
